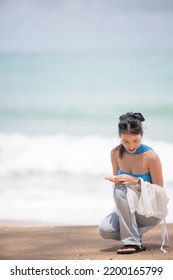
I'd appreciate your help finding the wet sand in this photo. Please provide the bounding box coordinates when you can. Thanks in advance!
[0,222,172,260]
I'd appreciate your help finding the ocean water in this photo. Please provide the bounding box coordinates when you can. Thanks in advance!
[0,51,173,225]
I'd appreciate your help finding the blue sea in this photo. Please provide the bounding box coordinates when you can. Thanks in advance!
[0,51,173,225]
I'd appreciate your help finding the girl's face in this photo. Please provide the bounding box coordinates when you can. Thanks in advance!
[120,133,142,153]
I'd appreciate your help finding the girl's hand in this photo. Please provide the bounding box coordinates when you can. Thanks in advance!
[105,174,139,186]
[105,176,119,183]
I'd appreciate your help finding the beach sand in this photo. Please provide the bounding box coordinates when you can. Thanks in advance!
[0,222,172,260]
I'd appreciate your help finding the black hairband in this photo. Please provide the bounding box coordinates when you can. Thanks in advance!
[119,112,145,122]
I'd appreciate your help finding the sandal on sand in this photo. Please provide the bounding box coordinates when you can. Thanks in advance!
[117,244,146,254]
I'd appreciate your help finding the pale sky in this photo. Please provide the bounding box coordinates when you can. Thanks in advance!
[0,0,173,51]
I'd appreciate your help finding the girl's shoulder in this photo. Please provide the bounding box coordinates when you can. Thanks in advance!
[111,145,120,158]
[145,148,160,162]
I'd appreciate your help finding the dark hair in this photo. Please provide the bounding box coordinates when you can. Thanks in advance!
[115,112,145,158]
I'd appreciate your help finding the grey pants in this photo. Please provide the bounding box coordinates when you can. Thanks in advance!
[99,184,161,246]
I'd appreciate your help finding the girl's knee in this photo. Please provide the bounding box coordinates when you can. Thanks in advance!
[98,223,111,239]
[98,221,120,240]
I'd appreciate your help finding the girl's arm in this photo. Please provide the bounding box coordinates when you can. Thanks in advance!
[105,149,119,182]
[147,151,163,187]
[111,149,119,175]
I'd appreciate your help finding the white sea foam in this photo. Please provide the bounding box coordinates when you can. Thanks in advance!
[0,133,113,177]
[0,133,172,224]
[0,133,173,182]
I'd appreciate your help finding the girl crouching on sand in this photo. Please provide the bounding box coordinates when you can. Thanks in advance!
[99,112,168,254]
